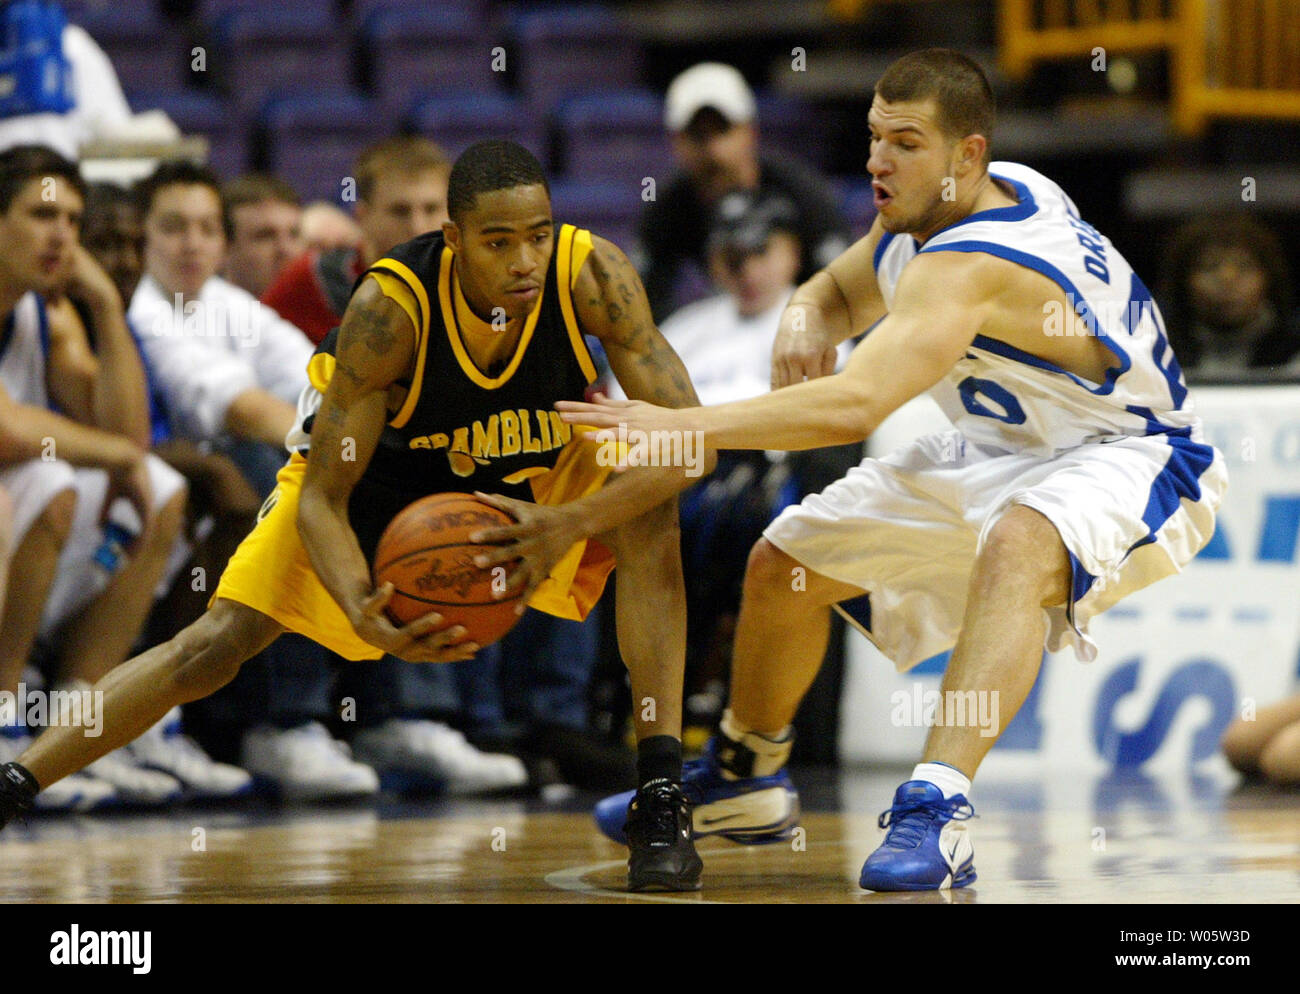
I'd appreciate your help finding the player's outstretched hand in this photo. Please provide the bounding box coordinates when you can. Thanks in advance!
[469,492,584,613]
[555,392,679,437]
[771,304,838,389]
[351,582,481,663]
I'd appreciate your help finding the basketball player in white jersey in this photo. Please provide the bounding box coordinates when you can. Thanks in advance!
[569,49,1227,891]
[0,145,195,810]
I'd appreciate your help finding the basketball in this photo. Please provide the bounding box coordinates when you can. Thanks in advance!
[372,492,524,646]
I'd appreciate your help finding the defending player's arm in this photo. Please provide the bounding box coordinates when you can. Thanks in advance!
[297,278,478,662]
[471,235,710,600]
[772,215,890,387]
[560,249,993,451]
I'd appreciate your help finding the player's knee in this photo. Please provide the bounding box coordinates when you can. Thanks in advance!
[978,506,1070,605]
[139,483,189,554]
[1257,722,1300,785]
[37,487,77,543]
[744,538,796,594]
[1219,718,1262,774]
[606,499,680,559]
[171,605,264,695]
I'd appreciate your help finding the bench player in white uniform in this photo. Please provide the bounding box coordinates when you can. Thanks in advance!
[570,49,1227,891]
[0,145,195,810]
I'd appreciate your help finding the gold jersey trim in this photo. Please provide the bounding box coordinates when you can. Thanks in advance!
[439,234,550,390]
[558,227,599,383]
[364,258,432,430]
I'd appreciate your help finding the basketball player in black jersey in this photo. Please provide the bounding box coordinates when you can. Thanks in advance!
[1,141,708,892]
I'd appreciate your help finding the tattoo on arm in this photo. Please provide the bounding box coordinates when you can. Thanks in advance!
[334,361,366,388]
[352,307,396,356]
[585,243,696,407]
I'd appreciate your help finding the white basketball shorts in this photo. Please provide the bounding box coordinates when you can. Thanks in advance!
[0,453,188,634]
[764,428,1227,669]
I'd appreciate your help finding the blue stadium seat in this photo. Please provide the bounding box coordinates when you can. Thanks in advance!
[407,92,543,161]
[360,6,499,104]
[211,8,353,112]
[548,178,645,258]
[127,89,249,179]
[510,6,644,114]
[74,5,190,94]
[257,91,390,204]
[552,89,671,183]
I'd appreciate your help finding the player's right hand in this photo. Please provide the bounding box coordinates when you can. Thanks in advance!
[350,582,481,664]
[771,302,839,389]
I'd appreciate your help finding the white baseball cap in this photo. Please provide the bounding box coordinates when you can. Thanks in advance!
[664,62,756,133]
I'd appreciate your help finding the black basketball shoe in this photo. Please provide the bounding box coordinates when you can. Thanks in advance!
[0,763,39,830]
[625,778,703,892]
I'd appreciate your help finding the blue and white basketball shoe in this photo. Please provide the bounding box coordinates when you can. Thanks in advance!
[594,737,800,846]
[859,780,976,891]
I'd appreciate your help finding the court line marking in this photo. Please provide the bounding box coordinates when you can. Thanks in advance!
[545,859,731,903]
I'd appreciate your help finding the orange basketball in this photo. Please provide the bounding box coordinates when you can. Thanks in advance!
[372,493,523,647]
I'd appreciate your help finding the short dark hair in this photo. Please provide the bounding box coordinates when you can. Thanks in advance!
[82,182,138,237]
[447,140,549,225]
[222,173,301,237]
[355,135,449,204]
[875,49,996,165]
[135,159,223,218]
[0,144,85,214]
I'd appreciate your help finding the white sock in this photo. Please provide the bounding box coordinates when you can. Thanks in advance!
[911,762,971,800]
[719,708,793,779]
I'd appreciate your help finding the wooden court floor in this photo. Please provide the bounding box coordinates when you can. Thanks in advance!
[1,766,1297,903]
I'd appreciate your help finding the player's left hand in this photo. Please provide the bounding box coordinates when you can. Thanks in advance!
[61,244,124,313]
[555,392,682,440]
[468,492,586,612]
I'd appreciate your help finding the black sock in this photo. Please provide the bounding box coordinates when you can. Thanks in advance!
[636,735,682,788]
[2,762,40,798]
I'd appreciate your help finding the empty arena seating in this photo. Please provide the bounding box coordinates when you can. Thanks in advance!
[89,1,842,217]
[210,7,353,113]
[408,93,544,161]
[256,91,388,203]
[358,6,499,102]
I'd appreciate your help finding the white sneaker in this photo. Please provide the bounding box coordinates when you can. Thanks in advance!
[85,747,184,807]
[127,707,253,801]
[241,722,380,802]
[352,719,528,796]
[0,730,117,813]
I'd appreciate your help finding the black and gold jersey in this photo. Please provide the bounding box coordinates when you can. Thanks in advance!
[294,223,599,560]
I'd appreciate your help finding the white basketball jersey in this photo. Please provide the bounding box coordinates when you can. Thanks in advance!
[0,293,51,408]
[874,162,1197,455]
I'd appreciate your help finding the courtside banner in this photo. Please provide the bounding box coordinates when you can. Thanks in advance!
[840,386,1300,772]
